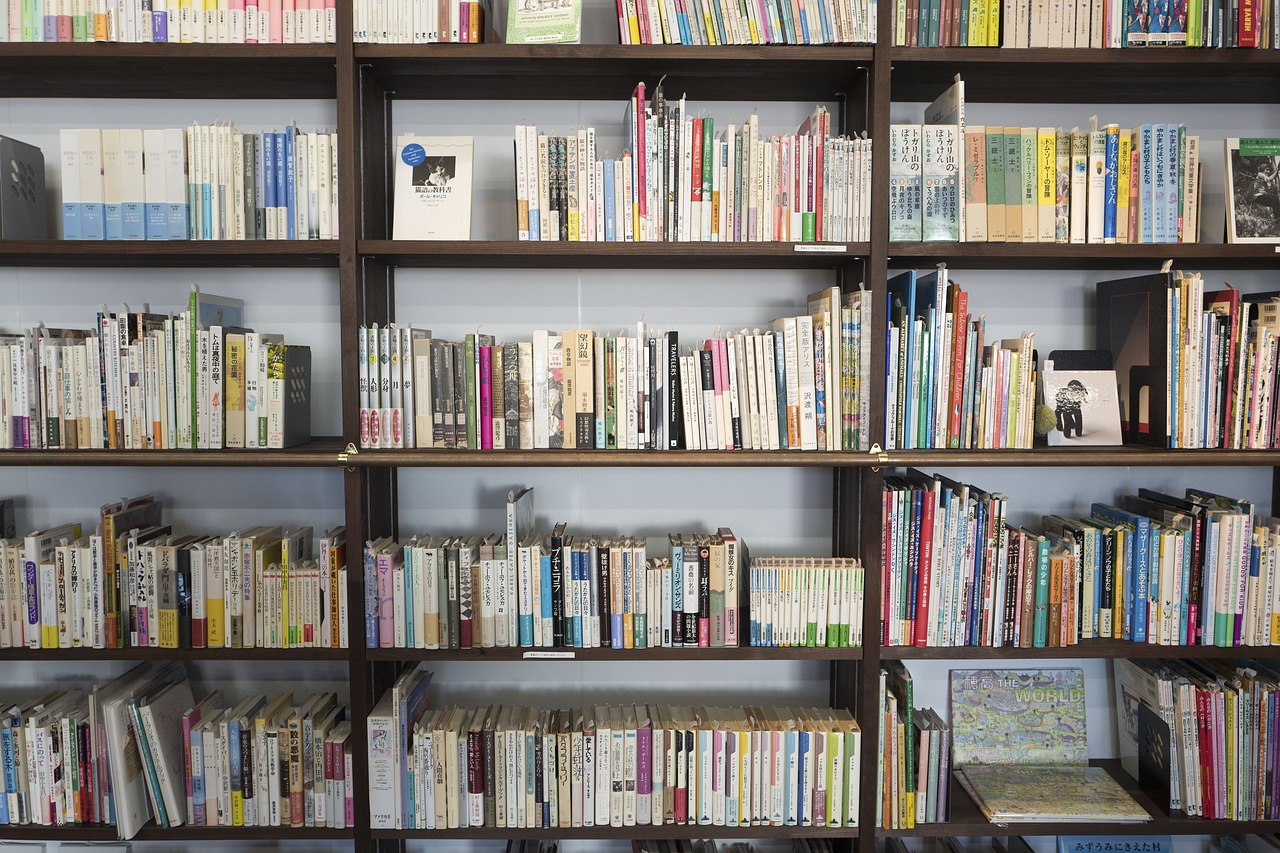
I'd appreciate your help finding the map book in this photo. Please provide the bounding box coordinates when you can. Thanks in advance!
[949,667,1087,766]
[955,764,1152,823]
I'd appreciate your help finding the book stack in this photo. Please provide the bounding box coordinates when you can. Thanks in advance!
[0,289,311,451]
[613,0,876,43]
[361,506,748,651]
[875,661,950,828]
[0,497,348,651]
[183,690,351,829]
[748,556,865,648]
[369,687,863,830]
[516,93,871,244]
[0,0,338,42]
[353,0,485,40]
[906,0,1280,46]
[59,123,338,241]
[1117,658,1280,820]
[1098,271,1280,450]
[358,290,874,453]
[886,266,1035,450]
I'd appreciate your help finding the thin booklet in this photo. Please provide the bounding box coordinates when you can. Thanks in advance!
[393,135,475,240]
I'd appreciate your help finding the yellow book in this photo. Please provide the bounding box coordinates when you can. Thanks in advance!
[1117,129,1131,242]
[1036,128,1056,242]
[969,0,986,43]
[986,0,1000,44]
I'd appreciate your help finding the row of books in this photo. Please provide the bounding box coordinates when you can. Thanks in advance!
[886,267,1036,450]
[875,661,950,828]
[748,557,864,648]
[357,290,874,454]
[0,0,337,42]
[1120,657,1280,820]
[368,667,864,830]
[1099,272,1280,450]
[59,124,339,241]
[353,0,485,41]
[614,0,876,43]
[516,96,871,244]
[0,294,312,451]
[881,475,1273,650]
[892,120,1202,245]
[891,0,1002,44]
[182,689,352,829]
[0,511,349,652]
[362,492,749,650]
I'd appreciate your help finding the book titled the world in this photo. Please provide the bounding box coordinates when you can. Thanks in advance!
[949,667,1087,766]
[392,135,474,240]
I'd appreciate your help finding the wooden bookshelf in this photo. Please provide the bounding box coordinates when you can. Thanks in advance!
[889,241,1280,270]
[0,646,350,660]
[879,639,1280,660]
[0,436,348,466]
[0,239,340,267]
[366,645,864,661]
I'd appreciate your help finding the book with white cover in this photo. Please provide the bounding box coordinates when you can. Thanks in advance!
[392,136,474,240]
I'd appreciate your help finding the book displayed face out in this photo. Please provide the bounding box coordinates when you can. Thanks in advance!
[393,136,475,241]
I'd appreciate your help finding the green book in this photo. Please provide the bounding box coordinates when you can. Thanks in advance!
[985,128,1006,241]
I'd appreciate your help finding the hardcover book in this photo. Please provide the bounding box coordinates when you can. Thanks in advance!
[949,667,1087,766]
[392,136,475,241]
[1224,137,1280,243]
[956,764,1152,823]
[504,0,581,43]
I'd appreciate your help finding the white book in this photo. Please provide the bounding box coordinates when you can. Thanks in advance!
[391,135,474,240]
[1086,126,1106,244]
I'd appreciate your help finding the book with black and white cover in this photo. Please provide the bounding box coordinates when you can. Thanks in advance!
[1225,138,1280,244]
[392,136,475,241]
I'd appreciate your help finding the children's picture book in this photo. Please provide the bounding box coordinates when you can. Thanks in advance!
[392,135,474,240]
[949,667,1087,766]
[1042,368,1123,446]
[956,764,1152,822]
[504,0,581,42]
[1059,837,1173,853]
[1225,138,1280,243]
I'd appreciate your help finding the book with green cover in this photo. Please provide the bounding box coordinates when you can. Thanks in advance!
[504,0,582,43]
[949,667,1087,766]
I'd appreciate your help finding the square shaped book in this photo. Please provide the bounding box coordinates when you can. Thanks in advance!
[956,764,1152,823]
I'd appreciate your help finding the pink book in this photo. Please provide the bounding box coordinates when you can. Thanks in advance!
[376,546,397,648]
[228,0,244,40]
[282,0,296,41]
[268,0,283,41]
[57,6,72,40]
[479,345,493,450]
[459,0,469,40]
[713,338,731,448]
[245,0,258,42]
[343,746,354,826]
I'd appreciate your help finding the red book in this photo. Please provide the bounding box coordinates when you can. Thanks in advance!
[947,287,969,447]
[674,729,688,824]
[1240,0,1258,45]
[467,727,485,824]
[697,543,711,647]
[912,482,936,647]
[690,118,704,207]
[882,483,894,645]
[479,346,493,450]
[635,82,647,230]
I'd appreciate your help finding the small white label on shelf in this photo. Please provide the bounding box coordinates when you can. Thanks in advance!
[523,651,576,659]
[793,244,848,253]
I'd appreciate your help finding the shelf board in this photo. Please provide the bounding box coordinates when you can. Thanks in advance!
[0,646,349,661]
[880,639,1280,660]
[0,239,340,268]
[367,646,862,661]
[0,824,353,841]
[885,759,1279,837]
[376,824,857,840]
[360,240,868,269]
[889,48,1280,103]
[878,446,1280,467]
[889,241,1280,270]
[0,43,337,99]
[0,436,348,467]
[356,43,872,101]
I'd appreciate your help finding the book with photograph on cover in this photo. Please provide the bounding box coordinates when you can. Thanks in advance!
[1225,138,1280,244]
[393,136,475,240]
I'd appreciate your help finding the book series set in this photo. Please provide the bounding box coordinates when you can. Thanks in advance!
[357,288,874,454]
[58,123,338,242]
[894,0,1280,43]
[0,0,338,42]
[882,475,1275,651]
[352,0,485,40]
[612,0,876,44]
[368,666,864,831]
[513,95,872,245]
[0,289,311,451]
[1,496,348,651]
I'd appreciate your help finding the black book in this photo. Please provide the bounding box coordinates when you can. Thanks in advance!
[596,542,612,647]
[666,331,684,449]
[549,522,567,647]
[1095,270,1174,447]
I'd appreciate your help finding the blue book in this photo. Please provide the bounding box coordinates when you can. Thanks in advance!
[153,4,167,40]
[0,724,12,824]
[364,543,378,648]
[284,127,297,240]
[1103,125,1119,242]
[274,131,287,237]
[1060,838,1173,853]
[574,548,587,647]
[676,3,691,42]
[886,269,918,447]
[1167,124,1182,244]
[1139,124,1154,243]
[1091,503,1151,642]
[539,552,554,642]
[795,728,808,824]
[603,158,616,242]
[263,132,277,233]
[772,331,788,446]
[397,669,433,828]
[403,544,415,648]
[1152,123,1168,244]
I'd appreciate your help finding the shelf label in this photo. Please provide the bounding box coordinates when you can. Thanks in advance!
[523,651,576,659]
[793,244,848,253]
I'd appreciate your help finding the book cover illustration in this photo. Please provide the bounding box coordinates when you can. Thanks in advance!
[1042,368,1123,446]
[1225,138,1280,243]
[392,136,475,240]
[957,764,1152,822]
[949,667,1087,766]
[505,0,582,43]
